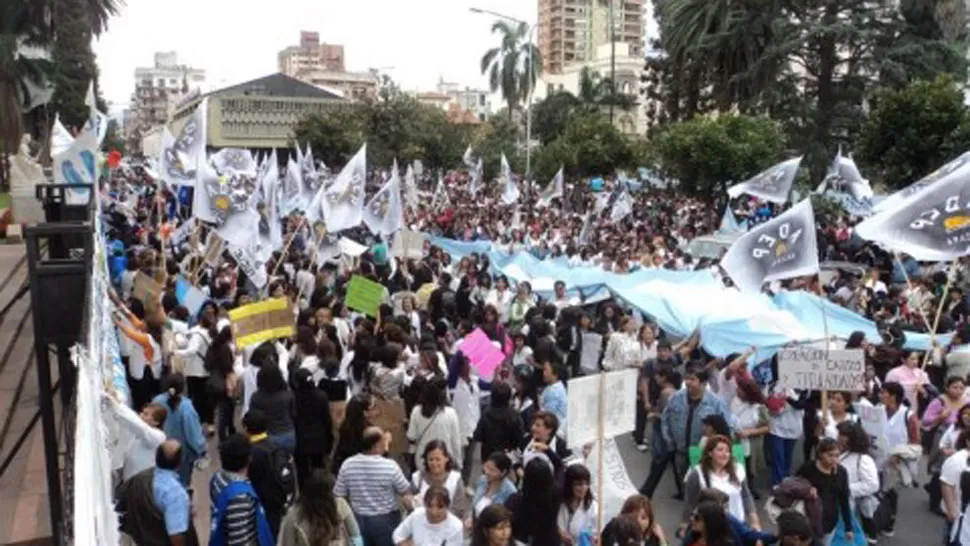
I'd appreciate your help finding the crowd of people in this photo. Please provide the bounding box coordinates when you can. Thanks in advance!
[101,161,970,546]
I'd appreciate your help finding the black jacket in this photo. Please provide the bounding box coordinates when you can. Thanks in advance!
[293,387,334,456]
[474,406,524,460]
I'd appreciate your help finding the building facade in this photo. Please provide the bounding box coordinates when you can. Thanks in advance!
[538,0,645,75]
[277,31,346,76]
[293,68,380,100]
[125,52,206,148]
[534,43,647,135]
[169,73,345,150]
[414,78,493,123]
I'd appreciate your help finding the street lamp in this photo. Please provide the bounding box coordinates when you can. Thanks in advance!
[470,6,538,196]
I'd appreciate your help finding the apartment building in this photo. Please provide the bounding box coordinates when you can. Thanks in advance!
[125,52,205,146]
[538,0,645,75]
[277,31,346,76]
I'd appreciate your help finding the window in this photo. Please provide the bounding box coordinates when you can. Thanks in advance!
[479,94,486,106]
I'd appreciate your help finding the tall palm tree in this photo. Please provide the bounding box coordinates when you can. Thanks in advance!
[480,20,542,121]
[660,0,785,111]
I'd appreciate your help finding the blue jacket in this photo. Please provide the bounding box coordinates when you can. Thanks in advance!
[471,475,517,513]
[682,514,777,546]
[662,389,732,453]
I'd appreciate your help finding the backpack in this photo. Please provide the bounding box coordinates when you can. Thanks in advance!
[209,479,275,546]
[251,440,296,511]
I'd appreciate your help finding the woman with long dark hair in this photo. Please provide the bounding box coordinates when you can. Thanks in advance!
[838,421,880,542]
[332,393,377,473]
[291,368,333,489]
[411,440,469,519]
[797,437,853,544]
[249,364,296,454]
[679,435,760,538]
[557,463,599,544]
[151,372,206,486]
[685,501,737,546]
[504,459,561,545]
[204,324,237,441]
[406,377,463,472]
[277,469,361,545]
[471,505,515,546]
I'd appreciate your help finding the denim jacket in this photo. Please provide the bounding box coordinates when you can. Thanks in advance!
[471,475,517,515]
[661,389,732,453]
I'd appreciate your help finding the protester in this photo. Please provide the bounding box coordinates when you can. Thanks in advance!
[391,485,464,546]
[152,373,207,487]
[276,469,361,546]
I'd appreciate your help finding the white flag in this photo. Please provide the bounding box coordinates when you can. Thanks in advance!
[873,151,970,214]
[84,81,108,147]
[610,191,633,222]
[51,113,75,157]
[469,158,483,195]
[255,150,282,259]
[404,164,420,211]
[161,99,207,188]
[462,146,474,167]
[321,144,367,233]
[500,154,520,205]
[363,160,404,236]
[432,177,448,209]
[727,156,802,204]
[537,167,564,208]
[192,162,260,248]
[720,199,819,293]
[281,156,307,215]
[855,154,970,261]
[209,148,256,177]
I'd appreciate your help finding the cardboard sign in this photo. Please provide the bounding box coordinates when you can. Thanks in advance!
[228,297,294,348]
[203,232,225,266]
[132,271,163,307]
[567,370,638,448]
[460,328,506,380]
[777,348,865,392]
[393,230,427,260]
[345,275,384,317]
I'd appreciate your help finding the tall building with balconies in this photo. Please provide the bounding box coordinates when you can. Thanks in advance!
[539,0,645,75]
[277,31,346,77]
[125,52,205,148]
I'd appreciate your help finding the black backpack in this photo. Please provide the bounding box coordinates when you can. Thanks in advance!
[251,440,296,511]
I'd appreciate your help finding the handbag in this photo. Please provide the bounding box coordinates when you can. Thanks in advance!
[405,409,441,470]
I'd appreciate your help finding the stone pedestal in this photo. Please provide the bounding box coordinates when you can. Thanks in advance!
[9,153,47,225]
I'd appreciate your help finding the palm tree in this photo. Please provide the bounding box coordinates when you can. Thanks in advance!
[480,20,542,121]
[660,0,785,111]
[0,1,54,153]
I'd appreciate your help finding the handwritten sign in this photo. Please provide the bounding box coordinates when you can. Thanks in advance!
[777,348,865,392]
[345,275,384,317]
[392,230,427,260]
[460,328,506,380]
[132,271,163,307]
[580,332,602,373]
[228,243,268,289]
[567,369,638,448]
[228,297,294,348]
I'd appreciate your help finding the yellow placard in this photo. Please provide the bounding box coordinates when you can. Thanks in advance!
[228,297,294,348]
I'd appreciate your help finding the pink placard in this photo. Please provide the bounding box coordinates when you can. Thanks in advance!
[460,328,506,380]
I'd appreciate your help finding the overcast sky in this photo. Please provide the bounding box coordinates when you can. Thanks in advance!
[93,0,539,107]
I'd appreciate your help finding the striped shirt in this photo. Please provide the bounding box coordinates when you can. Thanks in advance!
[333,453,410,516]
[210,470,258,546]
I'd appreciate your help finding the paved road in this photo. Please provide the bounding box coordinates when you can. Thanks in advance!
[610,434,938,546]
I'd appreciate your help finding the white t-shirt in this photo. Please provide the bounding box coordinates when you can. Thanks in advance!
[391,508,463,546]
[557,500,599,544]
[691,465,748,522]
[943,449,970,505]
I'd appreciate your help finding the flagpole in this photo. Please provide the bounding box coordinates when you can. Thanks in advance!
[923,261,955,369]
[269,215,307,280]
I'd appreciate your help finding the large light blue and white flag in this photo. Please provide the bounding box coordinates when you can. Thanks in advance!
[363,160,404,236]
[537,167,564,208]
[872,151,970,215]
[500,154,520,205]
[727,156,802,204]
[53,125,98,186]
[855,153,970,261]
[720,199,819,293]
[160,99,207,188]
[321,144,367,233]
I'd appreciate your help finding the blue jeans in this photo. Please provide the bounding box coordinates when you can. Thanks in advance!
[356,511,401,546]
[768,434,796,486]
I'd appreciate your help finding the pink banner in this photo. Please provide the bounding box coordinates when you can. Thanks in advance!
[460,328,506,380]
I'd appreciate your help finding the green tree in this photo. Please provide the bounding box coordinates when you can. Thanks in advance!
[51,0,98,131]
[480,20,542,121]
[101,117,125,154]
[532,91,581,145]
[470,114,521,180]
[857,75,970,190]
[533,114,633,180]
[651,114,788,200]
[0,1,54,152]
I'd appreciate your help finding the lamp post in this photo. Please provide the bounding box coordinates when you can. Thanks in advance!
[470,7,537,198]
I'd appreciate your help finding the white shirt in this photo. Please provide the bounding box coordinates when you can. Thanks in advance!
[557,499,599,543]
[391,508,463,546]
[407,406,464,469]
[941,449,970,517]
[451,377,482,439]
[839,452,880,502]
[174,326,211,378]
[690,464,748,521]
[512,345,534,367]
[818,410,859,440]
[112,400,166,481]
[295,269,315,300]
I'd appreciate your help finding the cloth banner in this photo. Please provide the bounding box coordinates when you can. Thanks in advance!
[585,438,638,525]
